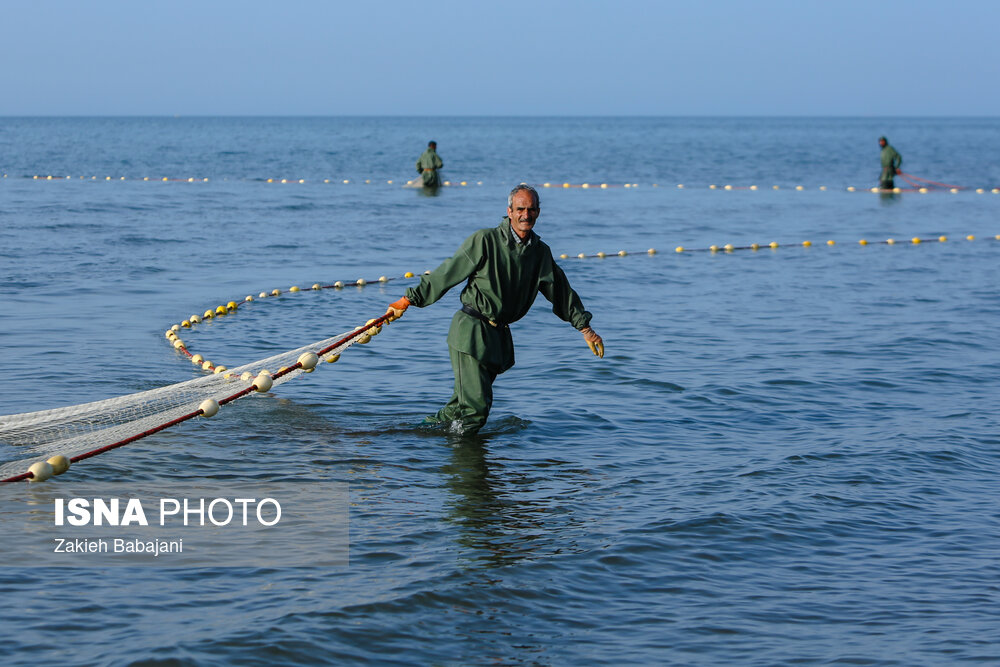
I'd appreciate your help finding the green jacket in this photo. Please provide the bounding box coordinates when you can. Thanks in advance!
[405,219,593,372]
[416,148,443,186]
[416,148,443,172]
[880,144,902,180]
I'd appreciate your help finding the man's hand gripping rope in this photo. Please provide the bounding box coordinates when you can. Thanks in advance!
[386,296,411,321]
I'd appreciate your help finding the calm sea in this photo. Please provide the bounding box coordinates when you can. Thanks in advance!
[1,117,999,665]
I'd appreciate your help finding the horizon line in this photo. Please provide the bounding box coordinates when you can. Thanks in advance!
[2,113,999,119]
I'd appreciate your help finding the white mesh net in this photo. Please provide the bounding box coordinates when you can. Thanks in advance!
[0,328,363,480]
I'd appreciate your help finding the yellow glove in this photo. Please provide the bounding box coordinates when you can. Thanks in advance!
[386,296,410,320]
[581,327,604,358]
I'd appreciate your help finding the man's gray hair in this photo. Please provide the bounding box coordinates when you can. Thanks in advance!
[508,183,540,208]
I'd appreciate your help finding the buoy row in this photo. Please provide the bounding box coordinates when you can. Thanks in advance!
[165,326,230,376]
[263,178,483,187]
[560,234,999,258]
[17,174,485,187]
[171,273,429,331]
[166,278,392,385]
[691,184,1000,194]
[27,175,213,182]
[166,273,429,370]
[168,317,383,405]
[559,249,659,259]
[13,175,1000,194]
[542,182,645,189]
[166,320,352,380]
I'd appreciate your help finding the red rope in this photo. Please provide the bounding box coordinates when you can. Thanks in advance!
[1,312,396,484]
[897,173,921,188]
[896,171,966,190]
[70,409,207,464]
[317,314,391,358]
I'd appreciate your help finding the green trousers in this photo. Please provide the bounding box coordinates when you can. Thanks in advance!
[421,169,440,188]
[427,347,499,433]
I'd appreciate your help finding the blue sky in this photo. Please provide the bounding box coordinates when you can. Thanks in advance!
[2,0,997,116]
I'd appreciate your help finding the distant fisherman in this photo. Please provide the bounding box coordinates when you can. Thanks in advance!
[386,184,604,434]
[878,136,902,190]
[416,141,444,188]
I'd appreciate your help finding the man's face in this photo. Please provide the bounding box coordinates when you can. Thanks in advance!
[879,139,886,148]
[507,190,540,239]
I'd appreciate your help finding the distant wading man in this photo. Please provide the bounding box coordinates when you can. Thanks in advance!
[879,136,902,190]
[416,141,444,188]
[386,184,605,434]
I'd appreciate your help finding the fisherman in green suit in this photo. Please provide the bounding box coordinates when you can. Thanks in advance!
[416,140,444,188]
[386,184,605,433]
[879,136,902,190]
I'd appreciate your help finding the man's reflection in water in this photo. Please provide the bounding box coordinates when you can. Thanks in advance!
[440,437,546,569]
[417,183,441,197]
[879,190,901,205]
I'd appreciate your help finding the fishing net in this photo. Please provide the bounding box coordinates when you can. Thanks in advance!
[0,327,368,481]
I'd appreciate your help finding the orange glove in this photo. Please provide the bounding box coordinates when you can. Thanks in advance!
[581,327,604,358]
[386,296,411,320]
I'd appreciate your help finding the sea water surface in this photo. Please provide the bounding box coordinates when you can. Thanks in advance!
[1,117,999,665]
